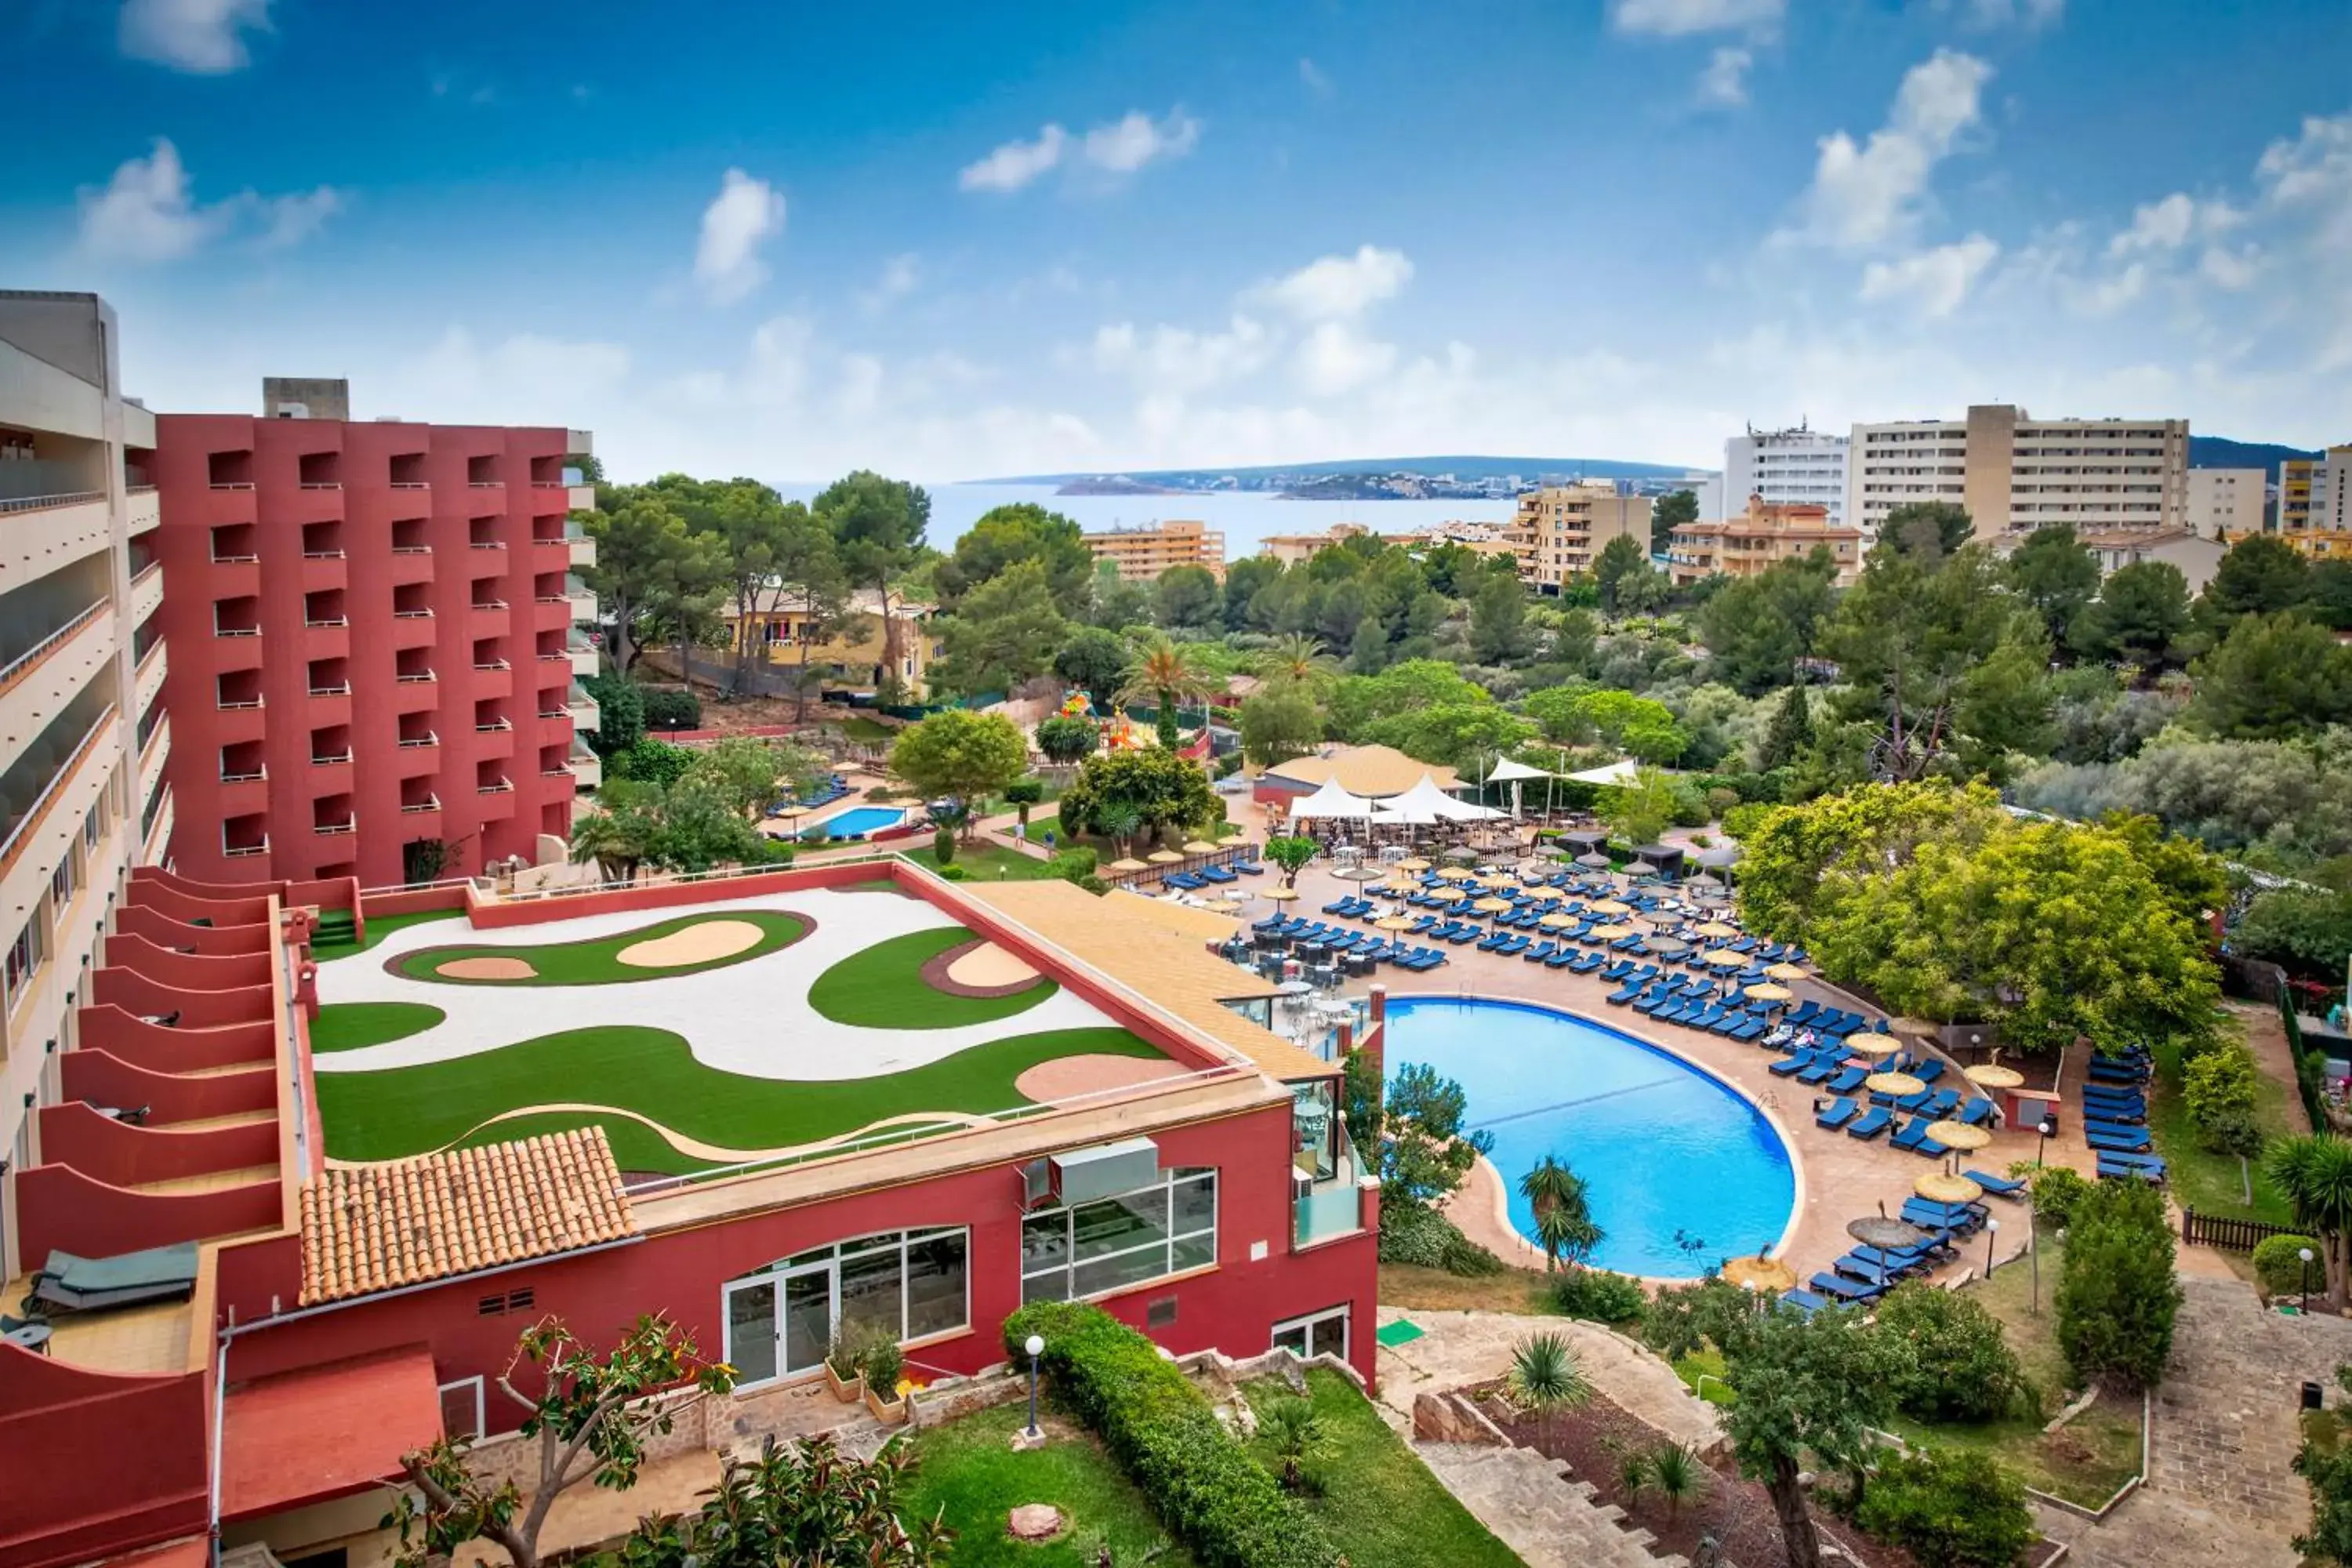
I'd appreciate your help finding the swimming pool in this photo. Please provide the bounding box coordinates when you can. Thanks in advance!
[1385,996,1796,1277]
[818,806,909,840]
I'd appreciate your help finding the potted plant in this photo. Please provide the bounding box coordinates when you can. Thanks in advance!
[861,1337,908,1424]
[823,1330,865,1403]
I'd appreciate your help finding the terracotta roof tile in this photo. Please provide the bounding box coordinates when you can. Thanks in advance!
[299,1127,636,1305]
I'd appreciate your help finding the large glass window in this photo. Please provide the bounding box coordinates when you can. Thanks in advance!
[5,918,42,1013]
[722,1227,969,1388]
[1023,1168,1217,1305]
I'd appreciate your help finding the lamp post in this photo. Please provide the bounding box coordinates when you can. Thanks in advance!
[2037,1116,2056,1167]
[2302,1248,2316,1316]
[1025,1333,1046,1438]
[1985,1217,2000,1275]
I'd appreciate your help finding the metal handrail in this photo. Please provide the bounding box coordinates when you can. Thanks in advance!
[131,560,162,585]
[220,768,267,783]
[210,553,260,564]
[400,797,441,813]
[0,601,104,695]
[0,706,116,880]
[397,733,439,749]
[314,818,358,834]
[217,695,264,710]
[477,779,514,794]
[468,480,506,488]
[303,549,347,559]
[312,752,354,764]
[207,482,256,492]
[214,625,262,637]
[0,491,103,514]
[310,683,354,696]
[390,481,430,490]
[394,671,436,684]
[298,481,343,491]
[392,608,434,619]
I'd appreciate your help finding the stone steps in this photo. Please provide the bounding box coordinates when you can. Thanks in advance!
[1415,1440,1690,1568]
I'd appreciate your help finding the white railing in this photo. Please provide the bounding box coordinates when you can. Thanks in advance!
[0,601,104,695]
[210,553,260,564]
[0,491,103,514]
[477,778,514,794]
[299,482,343,491]
[397,732,439,749]
[208,481,256,492]
[395,670,435,684]
[218,695,263,710]
[314,818,357,835]
[311,683,353,697]
[401,797,441,814]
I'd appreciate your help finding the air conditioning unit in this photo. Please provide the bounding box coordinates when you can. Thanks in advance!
[1018,1138,1161,1212]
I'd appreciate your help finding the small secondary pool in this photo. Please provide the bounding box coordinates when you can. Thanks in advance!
[1386,996,1796,1277]
[818,806,909,840]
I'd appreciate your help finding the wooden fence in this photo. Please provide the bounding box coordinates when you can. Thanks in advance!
[2181,1208,2305,1252]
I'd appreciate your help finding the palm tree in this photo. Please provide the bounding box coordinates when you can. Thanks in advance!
[568,802,651,884]
[1508,1332,1592,1452]
[1096,804,1143,859]
[1259,1394,1327,1494]
[2264,1134,2352,1307]
[1521,1156,1603,1273]
[1257,633,1334,691]
[1116,634,1211,749]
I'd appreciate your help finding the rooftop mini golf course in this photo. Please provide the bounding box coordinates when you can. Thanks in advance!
[391,910,808,985]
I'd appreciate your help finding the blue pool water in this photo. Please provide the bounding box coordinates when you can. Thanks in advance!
[820,807,909,840]
[1385,996,1796,1277]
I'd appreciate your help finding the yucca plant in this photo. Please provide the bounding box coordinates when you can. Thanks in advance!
[1647,1439,1708,1523]
[1507,1331,1592,1450]
[1259,1392,1328,1494]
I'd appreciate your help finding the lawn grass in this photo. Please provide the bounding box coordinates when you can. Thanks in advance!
[1239,1367,1522,1568]
[1377,1262,1552,1315]
[394,910,808,986]
[902,843,1059,881]
[807,927,1057,1028]
[1672,1347,1737,1406]
[839,717,898,746]
[2147,1033,2296,1224]
[897,1405,1198,1568]
[314,907,462,963]
[1891,1225,2144,1508]
[314,1022,1163,1170]
[1018,816,1243,855]
[311,1001,445,1053]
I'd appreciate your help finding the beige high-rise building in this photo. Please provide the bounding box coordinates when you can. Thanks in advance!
[1082,517,1226,581]
[1504,484,1653,593]
[0,292,170,1237]
[2186,468,2266,539]
[2262,445,2352,559]
[1846,405,2189,541]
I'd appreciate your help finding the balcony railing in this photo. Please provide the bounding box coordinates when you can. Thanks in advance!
[397,732,440,749]
[312,752,354,765]
[476,719,514,733]
[395,670,437,684]
[393,608,434,619]
[304,617,350,629]
[223,837,269,858]
[214,625,262,638]
[131,561,162,586]
[310,682,353,697]
[401,795,441,814]
[390,481,430,491]
[208,481,257,492]
[474,659,511,672]
[470,540,506,550]
[0,601,104,698]
[472,600,510,611]
[210,552,260,564]
[314,818,358,835]
[469,480,506,489]
[303,548,347,560]
[392,544,433,555]
[299,481,343,491]
[220,768,267,783]
[0,491,105,515]
[0,705,115,882]
[218,694,264,710]
[477,778,514,794]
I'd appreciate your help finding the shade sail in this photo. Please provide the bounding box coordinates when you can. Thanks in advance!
[1287,777,1377,820]
[1384,772,1504,822]
[1563,758,1641,786]
[1479,757,1556,783]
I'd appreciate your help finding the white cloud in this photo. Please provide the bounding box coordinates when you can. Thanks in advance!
[1697,47,1752,107]
[1857,234,2000,316]
[2107,192,2241,254]
[1090,316,1271,393]
[1258,245,1414,321]
[1953,0,2065,29]
[1299,58,1334,99]
[958,108,1199,193]
[858,252,920,312]
[1791,49,1992,247]
[118,0,270,73]
[1608,0,1783,37]
[1295,321,1398,396]
[2198,245,2260,291]
[692,169,786,304]
[2256,111,2352,207]
[77,139,341,262]
[2073,263,2147,317]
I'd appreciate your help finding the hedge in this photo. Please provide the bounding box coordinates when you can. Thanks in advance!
[1003,1301,1344,1568]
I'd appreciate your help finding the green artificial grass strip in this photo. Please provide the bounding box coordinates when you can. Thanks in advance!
[807,926,1057,1029]
[311,1001,446,1053]
[899,1401,1203,1568]
[394,909,808,986]
[1373,1319,1425,1348]
[1242,1368,1523,1568]
[314,1022,1163,1171]
[314,908,463,963]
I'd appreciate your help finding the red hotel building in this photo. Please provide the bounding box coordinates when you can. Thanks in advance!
[0,862,1377,1568]
[149,404,598,887]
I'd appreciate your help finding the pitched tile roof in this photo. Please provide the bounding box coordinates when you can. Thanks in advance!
[299,1128,637,1305]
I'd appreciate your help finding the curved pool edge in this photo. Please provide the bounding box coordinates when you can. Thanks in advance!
[1388,988,1806,1283]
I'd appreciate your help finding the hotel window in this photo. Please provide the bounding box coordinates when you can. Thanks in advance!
[1272,1303,1352,1364]
[1021,1167,1217,1305]
[721,1227,970,1389]
[83,800,102,851]
[5,918,43,1012]
[50,853,74,913]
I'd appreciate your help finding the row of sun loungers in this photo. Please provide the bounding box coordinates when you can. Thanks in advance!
[1777,1197,1996,1310]
[2078,1047,2165,1181]
[1252,915,1451,972]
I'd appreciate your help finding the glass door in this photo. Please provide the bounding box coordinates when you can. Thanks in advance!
[724,1278,779,1386]
[782,1265,833,1377]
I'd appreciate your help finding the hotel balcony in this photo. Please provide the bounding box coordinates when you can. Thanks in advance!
[129,559,165,626]
[127,485,161,535]
[566,521,597,569]
[134,633,168,714]
[568,739,602,791]
[566,681,601,731]
[563,574,598,625]
[564,633,597,678]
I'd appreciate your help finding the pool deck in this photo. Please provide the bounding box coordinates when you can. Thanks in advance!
[1283,863,2095,1288]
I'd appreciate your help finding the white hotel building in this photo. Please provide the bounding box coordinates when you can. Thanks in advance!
[1722,424,1850,529]
[1846,405,2189,541]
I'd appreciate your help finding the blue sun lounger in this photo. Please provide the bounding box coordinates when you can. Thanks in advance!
[1816,1097,1860,1130]
[1780,1287,1829,1315]
[1809,1272,1884,1305]
[1846,1105,1893,1140]
[1965,1169,2027,1199]
[1890,1117,1949,1157]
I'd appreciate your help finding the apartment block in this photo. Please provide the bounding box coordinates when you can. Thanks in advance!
[1082,518,1226,581]
[1723,423,1849,528]
[0,292,169,1261]
[1666,498,1864,587]
[152,395,596,888]
[1503,483,1653,593]
[1847,405,2189,540]
[2261,445,2352,559]
[2187,467,2267,539]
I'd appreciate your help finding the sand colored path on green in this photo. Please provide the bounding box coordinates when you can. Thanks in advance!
[314,1022,1165,1174]
[391,910,808,986]
[807,926,1056,1028]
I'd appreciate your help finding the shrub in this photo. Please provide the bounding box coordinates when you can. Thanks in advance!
[1853,1447,2035,1568]
[931,826,956,865]
[1551,1268,1648,1326]
[1705,786,1740,819]
[1874,1282,2029,1423]
[934,864,969,881]
[1001,1302,1343,1568]
[859,1336,903,1395]
[2184,1044,2259,1150]
[2252,1233,2323,1301]
[640,687,702,731]
[1377,1200,1504,1277]
[582,675,645,757]
[608,739,695,789]
[2024,1163,2094,1232]
[2056,1177,2183,1392]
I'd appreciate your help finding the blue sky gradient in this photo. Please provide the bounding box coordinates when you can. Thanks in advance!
[7,0,2348,481]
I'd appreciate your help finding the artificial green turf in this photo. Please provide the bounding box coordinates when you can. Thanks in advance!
[394,910,808,986]
[901,843,1059,882]
[806,926,1056,1029]
[311,1001,446,1053]
[898,1402,1200,1568]
[313,1022,1163,1171]
[314,908,462,963]
[1240,1367,1522,1568]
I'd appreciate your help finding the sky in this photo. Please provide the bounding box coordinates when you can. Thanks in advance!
[5,0,2350,484]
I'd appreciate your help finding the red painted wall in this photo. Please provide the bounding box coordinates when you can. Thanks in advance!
[89,967,271,1030]
[154,416,582,888]
[103,934,276,990]
[0,1351,209,1568]
[60,1048,274,1126]
[35,1101,280,1188]
[14,1163,281,1268]
[222,1098,1379,1405]
[76,1007,274,1073]
[113,906,276,956]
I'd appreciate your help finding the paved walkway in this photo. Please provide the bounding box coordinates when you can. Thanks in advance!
[1374,1307,1726,1456]
[1417,1442,1688,1568]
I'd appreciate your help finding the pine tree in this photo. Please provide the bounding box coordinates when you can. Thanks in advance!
[1759,684,1813,770]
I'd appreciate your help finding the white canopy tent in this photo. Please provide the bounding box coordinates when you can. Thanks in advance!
[1286,776,1378,822]
[1384,772,1504,824]
[1467,755,1559,819]
[1563,757,1642,788]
